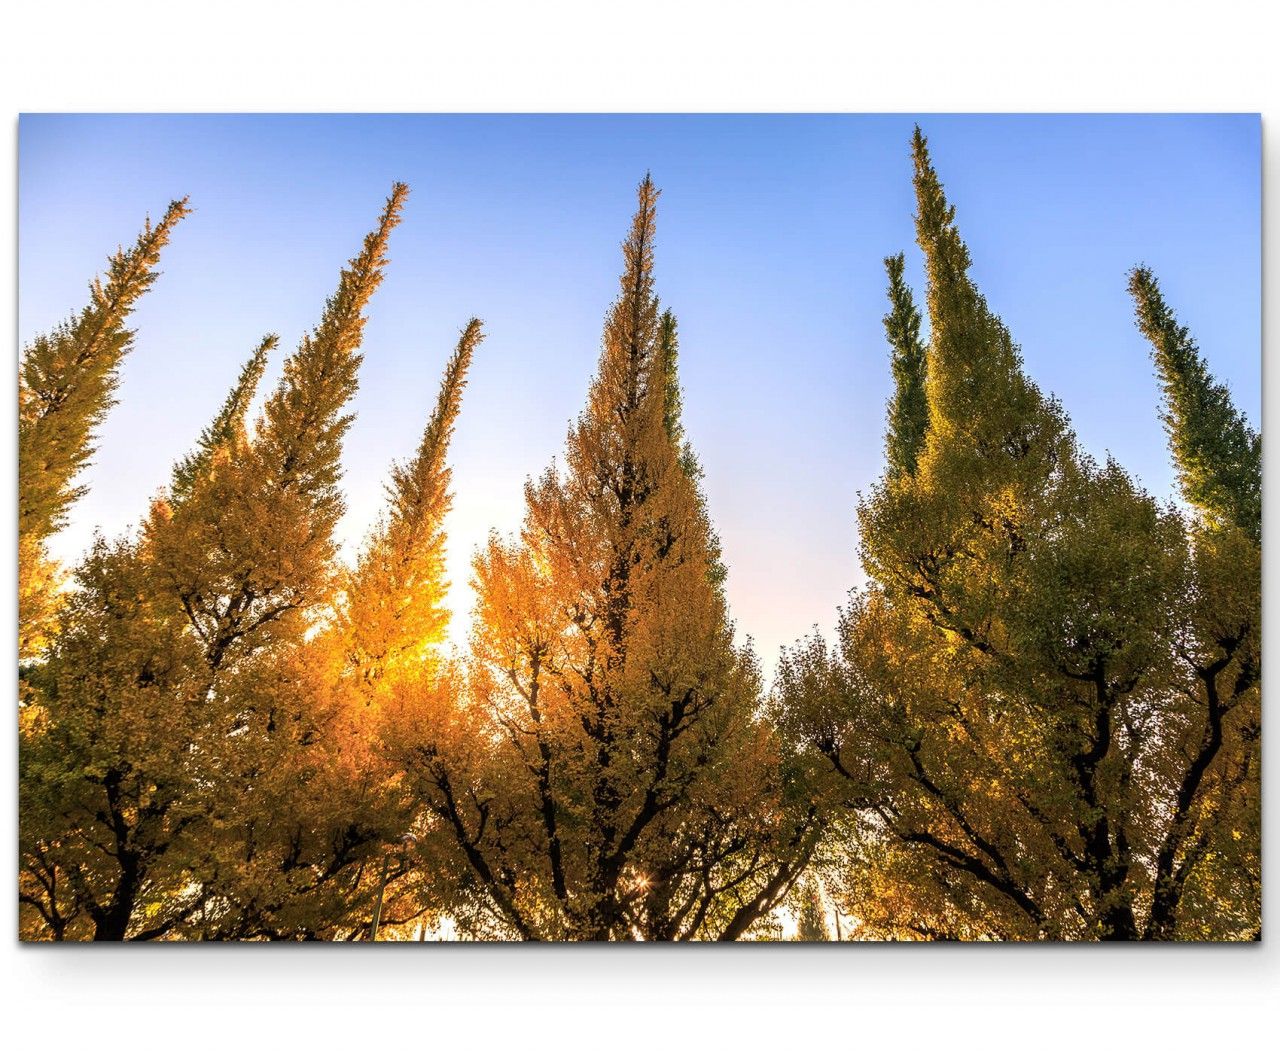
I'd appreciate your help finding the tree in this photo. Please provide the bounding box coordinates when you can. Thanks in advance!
[174,313,483,940]
[776,128,1259,941]
[395,176,819,940]
[19,185,410,940]
[18,199,190,662]
[792,878,831,941]
[317,318,486,939]
[1128,267,1261,939]
[19,536,210,940]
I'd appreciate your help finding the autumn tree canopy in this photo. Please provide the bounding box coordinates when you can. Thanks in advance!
[19,186,414,940]
[390,177,818,940]
[17,133,1260,942]
[775,129,1260,941]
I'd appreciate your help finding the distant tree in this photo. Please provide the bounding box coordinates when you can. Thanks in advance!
[793,879,831,941]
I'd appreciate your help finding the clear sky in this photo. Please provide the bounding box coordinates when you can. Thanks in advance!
[18,114,1260,672]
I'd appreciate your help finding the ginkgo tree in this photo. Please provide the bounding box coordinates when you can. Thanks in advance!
[185,312,487,941]
[19,186,415,939]
[17,135,1258,943]
[389,177,820,940]
[776,129,1260,941]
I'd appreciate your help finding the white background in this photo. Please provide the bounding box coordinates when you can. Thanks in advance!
[3,2,1276,1049]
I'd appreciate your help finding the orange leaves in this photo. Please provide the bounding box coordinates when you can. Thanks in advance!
[386,176,816,940]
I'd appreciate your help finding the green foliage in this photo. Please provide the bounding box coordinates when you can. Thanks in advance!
[658,307,728,588]
[793,879,831,941]
[1128,266,1261,541]
[882,252,928,478]
[777,128,1260,942]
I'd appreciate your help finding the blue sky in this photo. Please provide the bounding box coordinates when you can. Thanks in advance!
[18,114,1261,669]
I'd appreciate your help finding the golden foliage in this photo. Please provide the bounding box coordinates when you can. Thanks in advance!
[17,136,1259,943]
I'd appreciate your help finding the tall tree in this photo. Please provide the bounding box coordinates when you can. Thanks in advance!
[1128,266,1261,939]
[396,177,818,940]
[18,199,190,661]
[776,128,1259,941]
[19,186,409,940]
[312,319,487,939]
[177,315,482,940]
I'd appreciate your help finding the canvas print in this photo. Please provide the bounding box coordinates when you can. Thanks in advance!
[17,115,1260,941]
